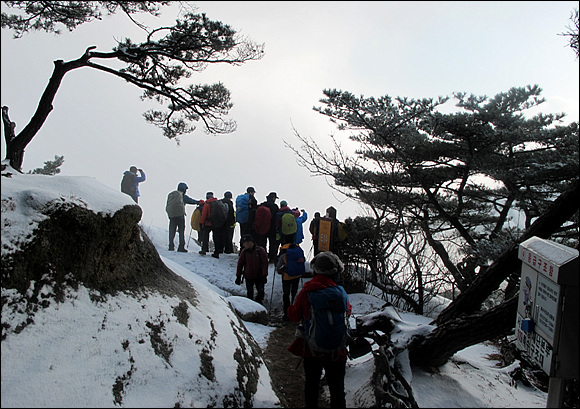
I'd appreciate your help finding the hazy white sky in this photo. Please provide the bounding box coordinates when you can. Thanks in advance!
[2,1,578,251]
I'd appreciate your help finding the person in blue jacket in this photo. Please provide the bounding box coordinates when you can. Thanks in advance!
[293,208,308,245]
[121,166,146,203]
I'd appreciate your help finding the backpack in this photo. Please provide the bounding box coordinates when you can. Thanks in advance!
[121,172,136,195]
[209,199,228,228]
[285,245,305,277]
[305,286,350,356]
[254,205,272,235]
[235,194,250,223]
[280,212,297,236]
[190,206,202,231]
[166,190,184,218]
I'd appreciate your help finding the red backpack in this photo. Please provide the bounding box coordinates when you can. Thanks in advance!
[254,205,272,235]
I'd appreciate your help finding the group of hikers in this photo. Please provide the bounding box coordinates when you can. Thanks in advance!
[122,169,352,407]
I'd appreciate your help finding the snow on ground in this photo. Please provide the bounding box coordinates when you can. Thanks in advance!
[1,171,549,407]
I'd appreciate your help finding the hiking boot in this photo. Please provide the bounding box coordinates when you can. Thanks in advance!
[168,247,175,251]
[211,253,219,259]
[177,248,188,253]
[199,251,206,255]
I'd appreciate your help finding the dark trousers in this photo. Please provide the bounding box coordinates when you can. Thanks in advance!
[282,278,300,317]
[245,277,266,304]
[212,225,226,254]
[225,225,235,253]
[199,225,212,253]
[168,216,186,250]
[303,357,346,408]
[266,228,279,261]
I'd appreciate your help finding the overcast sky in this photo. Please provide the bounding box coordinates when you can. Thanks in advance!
[1,1,578,251]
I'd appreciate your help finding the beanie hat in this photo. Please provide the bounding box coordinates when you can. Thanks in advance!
[177,182,188,192]
[280,200,288,207]
[224,191,233,199]
[206,191,214,199]
[311,251,344,276]
[241,234,254,244]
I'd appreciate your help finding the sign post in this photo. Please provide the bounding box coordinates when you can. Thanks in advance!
[515,237,578,408]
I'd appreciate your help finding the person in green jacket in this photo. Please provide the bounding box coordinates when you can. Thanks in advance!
[166,182,199,252]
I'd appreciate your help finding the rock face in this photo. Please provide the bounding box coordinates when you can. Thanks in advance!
[1,173,279,407]
[3,202,196,302]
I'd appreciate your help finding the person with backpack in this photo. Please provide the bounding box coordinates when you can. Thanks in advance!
[220,191,236,254]
[235,234,269,305]
[309,212,321,254]
[292,208,308,245]
[166,182,199,252]
[200,191,227,258]
[255,192,280,263]
[276,200,298,245]
[276,242,305,321]
[236,187,258,249]
[120,166,146,203]
[287,251,352,408]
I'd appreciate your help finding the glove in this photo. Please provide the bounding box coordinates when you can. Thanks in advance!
[235,277,241,285]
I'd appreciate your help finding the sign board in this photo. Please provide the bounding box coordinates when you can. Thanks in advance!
[317,218,332,252]
[514,236,578,380]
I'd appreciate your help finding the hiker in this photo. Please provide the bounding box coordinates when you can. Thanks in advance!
[309,212,321,254]
[276,242,305,320]
[200,191,227,258]
[293,208,308,245]
[120,166,146,203]
[255,192,280,263]
[287,251,351,408]
[221,191,236,254]
[236,187,258,249]
[235,234,269,304]
[166,182,199,252]
[276,200,297,245]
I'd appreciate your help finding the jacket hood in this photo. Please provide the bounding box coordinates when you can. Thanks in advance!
[177,182,188,193]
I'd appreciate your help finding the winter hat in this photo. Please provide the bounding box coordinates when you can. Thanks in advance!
[241,234,254,244]
[129,166,137,173]
[311,251,344,276]
[247,187,256,193]
[177,182,188,192]
[206,191,214,199]
[224,191,233,199]
[280,200,288,207]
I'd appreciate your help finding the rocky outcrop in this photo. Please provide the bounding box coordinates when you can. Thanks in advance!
[2,201,197,305]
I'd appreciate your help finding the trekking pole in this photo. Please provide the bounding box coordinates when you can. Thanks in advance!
[268,268,276,317]
[186,226,193,249]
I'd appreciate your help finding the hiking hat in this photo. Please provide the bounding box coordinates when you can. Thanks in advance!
[241,234,254,243]
[267,192,278,199]
[247,187,256,193]
[177,182,188,192]
[280,200,287,207]
[311,251,344,276]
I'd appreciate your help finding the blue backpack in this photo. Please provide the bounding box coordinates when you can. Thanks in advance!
[305,286,349,356]
[285,245,305,277]
[235,194,250,223]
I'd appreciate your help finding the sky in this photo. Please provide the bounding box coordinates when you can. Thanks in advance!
[1,170,550,407]
[1,1,579,252]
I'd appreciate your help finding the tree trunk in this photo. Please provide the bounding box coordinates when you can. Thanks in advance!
[409,294,518,367]
[407,179,578,367]
[434,178,578,326]
[3,54,89,172]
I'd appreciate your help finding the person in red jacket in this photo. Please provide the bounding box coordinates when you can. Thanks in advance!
[235,234,269,304]
[287,251,352,408]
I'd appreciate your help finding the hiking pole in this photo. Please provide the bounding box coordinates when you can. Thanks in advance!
[268,268,276,317]
[186,225,193,249]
